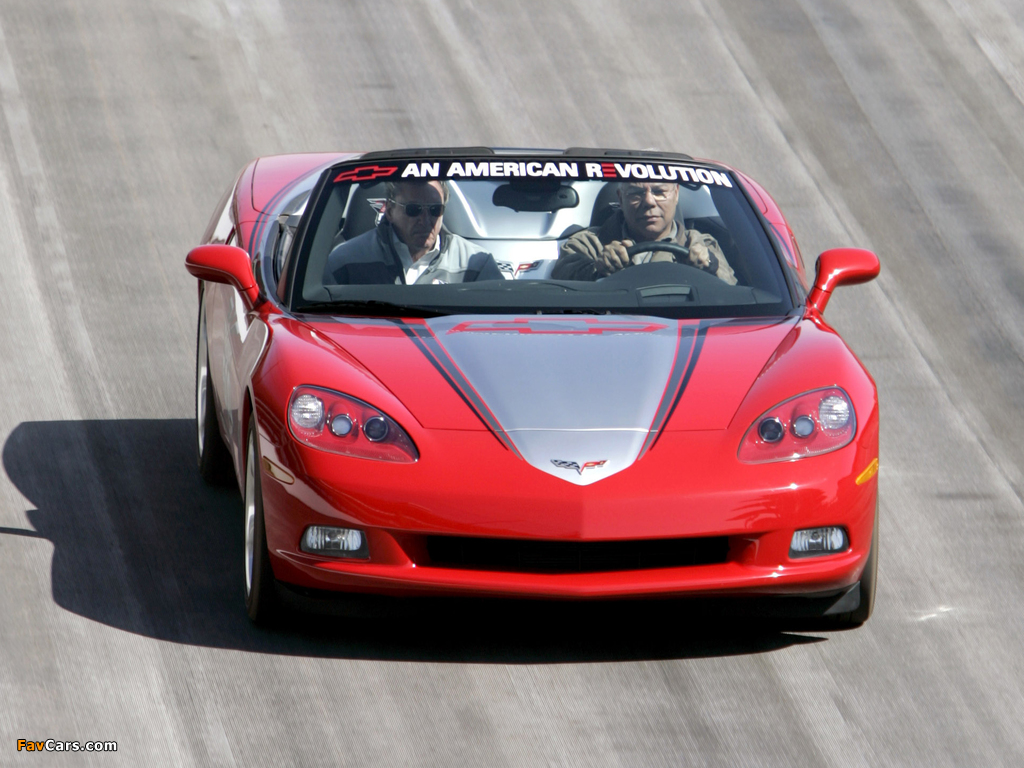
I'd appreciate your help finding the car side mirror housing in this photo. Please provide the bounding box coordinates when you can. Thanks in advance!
[807,248,880,314]
[186,244,261,308]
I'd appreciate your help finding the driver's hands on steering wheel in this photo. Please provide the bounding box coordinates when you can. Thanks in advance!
[561,230,634,276]
[683,231,715,272]
[597,239,634,275]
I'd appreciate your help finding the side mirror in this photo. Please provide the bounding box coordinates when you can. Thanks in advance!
[807,248,880,314]
[185,244,261,308]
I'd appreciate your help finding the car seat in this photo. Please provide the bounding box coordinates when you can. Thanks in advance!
[330,182,387,248]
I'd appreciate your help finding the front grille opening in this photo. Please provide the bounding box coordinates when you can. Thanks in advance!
[425,535,729,574]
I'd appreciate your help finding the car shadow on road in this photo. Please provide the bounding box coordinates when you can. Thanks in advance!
[3,419,825,663]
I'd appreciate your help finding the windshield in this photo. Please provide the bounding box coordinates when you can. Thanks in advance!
[288,156,794,318]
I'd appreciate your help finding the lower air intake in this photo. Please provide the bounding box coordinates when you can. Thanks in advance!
[425,535,729,573]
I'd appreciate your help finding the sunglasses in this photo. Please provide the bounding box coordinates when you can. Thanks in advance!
[391,201,445,218]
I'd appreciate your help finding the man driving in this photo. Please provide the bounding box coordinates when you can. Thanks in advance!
[551,181,737,284]
[325,179,502,285]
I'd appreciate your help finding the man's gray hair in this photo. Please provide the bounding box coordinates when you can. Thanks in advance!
[385,179,450,203]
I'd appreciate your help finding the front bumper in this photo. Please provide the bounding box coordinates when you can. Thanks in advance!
[258,428,878,600]
[273,546,867,600]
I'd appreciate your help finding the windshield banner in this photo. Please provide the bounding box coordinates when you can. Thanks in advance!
[335,160,733,187]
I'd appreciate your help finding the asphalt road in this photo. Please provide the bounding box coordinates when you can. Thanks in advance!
[1,0,1023,765]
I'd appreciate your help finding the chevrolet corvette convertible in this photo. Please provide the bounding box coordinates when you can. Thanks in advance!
[186,148,880,627]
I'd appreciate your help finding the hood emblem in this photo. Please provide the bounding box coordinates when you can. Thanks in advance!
[551,459,608,475]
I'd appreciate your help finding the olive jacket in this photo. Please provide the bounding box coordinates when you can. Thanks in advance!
[551,210,737,284]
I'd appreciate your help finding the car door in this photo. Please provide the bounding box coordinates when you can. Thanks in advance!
[201,189,243,461]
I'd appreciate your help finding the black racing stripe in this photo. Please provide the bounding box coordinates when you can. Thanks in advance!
[391,321,470,410]
[413,327,521,456]
[667,321,709,419]
[638,322,698,457]
[644,320,709,453]
[709,315,799,329]
[392,320,522,457]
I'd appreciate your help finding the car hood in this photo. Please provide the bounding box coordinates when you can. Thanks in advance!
[306,314,798,484]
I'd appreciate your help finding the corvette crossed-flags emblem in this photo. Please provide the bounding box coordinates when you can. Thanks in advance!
[550,459,608,475]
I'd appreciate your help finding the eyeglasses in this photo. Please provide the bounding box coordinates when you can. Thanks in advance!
[390,201,445,218]
[621,186,674,204]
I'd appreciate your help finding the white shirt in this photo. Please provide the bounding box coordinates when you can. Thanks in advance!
[389,228,439,284]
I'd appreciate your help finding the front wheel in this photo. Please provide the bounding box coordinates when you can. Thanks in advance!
[244,418,280,624]
[829,520,878,628]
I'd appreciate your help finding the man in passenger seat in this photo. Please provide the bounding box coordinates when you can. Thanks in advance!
[551,182,737,284]
[324,179,503,285]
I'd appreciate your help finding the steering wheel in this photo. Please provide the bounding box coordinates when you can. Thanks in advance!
[597,240,719,286]
[624,240,720,278]
[625,241,689,260]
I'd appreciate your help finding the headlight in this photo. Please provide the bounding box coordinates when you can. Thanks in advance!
[290,394,325,430]
[288,386,418,463]
[738,387,856,463]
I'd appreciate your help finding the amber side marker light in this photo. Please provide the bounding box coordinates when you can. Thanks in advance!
[856,458,879,485]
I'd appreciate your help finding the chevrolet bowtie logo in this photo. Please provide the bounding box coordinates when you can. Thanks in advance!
[333,164,399,182]
[551,459,608,475]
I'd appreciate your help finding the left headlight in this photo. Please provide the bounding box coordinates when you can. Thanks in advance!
[738,387,856,463]
[287,386,419,463]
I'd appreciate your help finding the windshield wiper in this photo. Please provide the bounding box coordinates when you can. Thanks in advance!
[295,300,452,318]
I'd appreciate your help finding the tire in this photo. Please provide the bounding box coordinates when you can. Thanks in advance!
[196,293,233,484]
[829,518,878,628]
[244,418,280,625]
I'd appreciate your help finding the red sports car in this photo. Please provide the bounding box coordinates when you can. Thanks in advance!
[186,148,880,626]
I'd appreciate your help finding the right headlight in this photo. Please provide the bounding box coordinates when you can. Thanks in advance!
[737,387,856,463]
[287,386,419,463]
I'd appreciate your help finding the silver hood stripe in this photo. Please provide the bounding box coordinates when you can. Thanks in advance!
[638,321,708,457]
[395,321,523,458]
[403,316,704,485]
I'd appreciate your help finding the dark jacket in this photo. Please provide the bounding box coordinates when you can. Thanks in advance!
[325,221,503,285]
